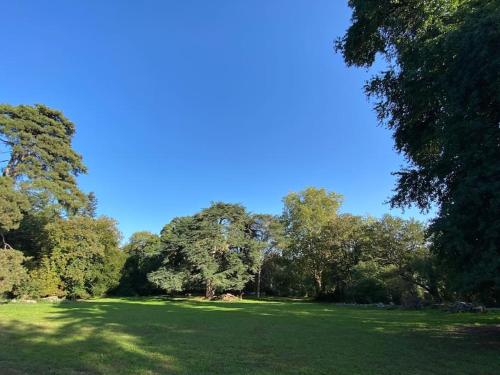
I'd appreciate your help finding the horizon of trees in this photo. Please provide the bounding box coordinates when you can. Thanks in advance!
[1,0,498,306]
[0,98,496,305]
[118,188,442,307]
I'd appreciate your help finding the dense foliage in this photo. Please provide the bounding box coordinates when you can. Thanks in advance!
[336,0,500,302]
[116,231,162,296]
[0,176,29,246]
[116,188,438,305]
[148,203,262,298]
[0,104,493,305]
[0,104,87,212]
[0,104,124,299]
[0,249,28,297]
[2,1,498,309]
[40,216,124,298]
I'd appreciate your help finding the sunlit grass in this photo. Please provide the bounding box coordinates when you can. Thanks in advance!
[0,298,499,374]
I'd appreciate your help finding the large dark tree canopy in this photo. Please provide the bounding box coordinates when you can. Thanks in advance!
[149,203,261,299]
[337,0,500,300]
[0,104,87,212]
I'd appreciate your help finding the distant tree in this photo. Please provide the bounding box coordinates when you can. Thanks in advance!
[320,214,366,300]
[28,256,64,297]
[248,214,284,298]
[282,187,343,296]
[117,231,162,295]
[348,260,393,304]
[260,252,306,297]
[364,215,440,302]
[81,192,98,218]
[149,203,260,299]
[42,216,124,298]
[0,104,87,214]
[336,0,500,302]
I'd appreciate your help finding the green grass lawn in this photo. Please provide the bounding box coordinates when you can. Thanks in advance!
[0,298,499,375]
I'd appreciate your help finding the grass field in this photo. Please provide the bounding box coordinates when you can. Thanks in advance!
[0,298,499,375]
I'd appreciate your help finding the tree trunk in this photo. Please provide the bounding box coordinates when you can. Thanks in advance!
[205,280,215,299]
[400,272,442,303]
[256,268,261,298]
[429,285,442,303]
[314,271,323,297]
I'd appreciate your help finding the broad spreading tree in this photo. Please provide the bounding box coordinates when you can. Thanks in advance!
[149,203,261,298]
[337,0,500,301]
[282,187,344,296]
[0,104,89,251]
[41,216,124,298]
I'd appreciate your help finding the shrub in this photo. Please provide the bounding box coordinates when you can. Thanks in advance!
[0,249,29,298]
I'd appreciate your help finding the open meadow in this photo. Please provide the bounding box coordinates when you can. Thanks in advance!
[0,298,499,375]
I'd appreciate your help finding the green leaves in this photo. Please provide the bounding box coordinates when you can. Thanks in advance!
[0,177,29,236]
[0,104,87,213]
[147,268,189,293]
[282,187,345,295]
[338,0,500,301]
[150,203,263,298]
[0,249,28,297]
[41,216,124,299]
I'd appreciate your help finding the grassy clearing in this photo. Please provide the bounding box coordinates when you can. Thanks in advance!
[0,298,498,374]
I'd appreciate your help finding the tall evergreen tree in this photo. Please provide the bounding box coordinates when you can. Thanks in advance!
[149,203,261,298]
[0,104,87,213]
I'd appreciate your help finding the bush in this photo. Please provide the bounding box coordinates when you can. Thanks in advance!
[27,257,65,298]
[347,261,390,304]
[0,249,29,298]
[42,216,124,299]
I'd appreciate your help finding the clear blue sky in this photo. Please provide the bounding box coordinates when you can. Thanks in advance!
[1,1,429,241]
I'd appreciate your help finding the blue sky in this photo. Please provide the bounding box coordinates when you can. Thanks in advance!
[1,1,429,240]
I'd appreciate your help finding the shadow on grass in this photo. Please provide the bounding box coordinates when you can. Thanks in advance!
[0,298,499,374]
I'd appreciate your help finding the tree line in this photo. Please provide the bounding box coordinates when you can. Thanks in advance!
[118,189,439,307]
[0,104,439,304]
[1,0,498,305]
[0,100,496,305]
[0,104,123,299]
